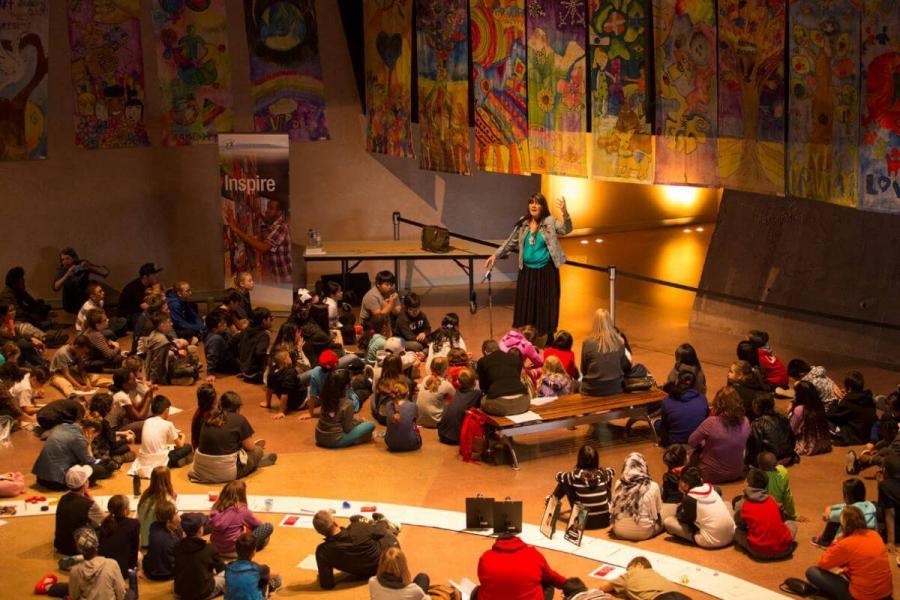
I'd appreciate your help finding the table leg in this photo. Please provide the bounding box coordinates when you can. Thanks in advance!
[468,258,476,313]
[394,258,400,285]
[341,260,349,293]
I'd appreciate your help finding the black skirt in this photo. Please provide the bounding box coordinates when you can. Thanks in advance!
[513,262,560,338]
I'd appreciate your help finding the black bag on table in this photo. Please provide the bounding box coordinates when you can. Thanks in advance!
[421,225,450,253]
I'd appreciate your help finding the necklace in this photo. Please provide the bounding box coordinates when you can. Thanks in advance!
[528,230,538,245]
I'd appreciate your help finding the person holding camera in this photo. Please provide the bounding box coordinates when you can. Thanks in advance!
[54,248,109,315]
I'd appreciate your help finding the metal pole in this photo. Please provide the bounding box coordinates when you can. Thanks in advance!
[392,211,400,240]
[609,265,617,325]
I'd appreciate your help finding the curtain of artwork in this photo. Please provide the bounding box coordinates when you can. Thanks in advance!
[526,0,588,177]
[67,0,150,150]
[416,0,470,174]
[859,0,900,212]
[589,0,653,182]
[151,0,234,146]
[470,0,529,175]
[0,0,49,161]
[717,0,786,194]
[787,0,860,207]
[652,0,717,186]
[243,0,329,141]
[364,0,414,157]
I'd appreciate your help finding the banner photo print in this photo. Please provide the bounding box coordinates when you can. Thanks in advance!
[470,0,529,175]
[589,0,654,183]
[67,0,150,150]
[0,0,49,161]
[219,134,292,308]
[152,0,234,146]
[364,0,414,158]
[416,0,471,175]
[859,0,900,212]
[243,0,329,141]
[526,0,588,177]
[787,0,860,207]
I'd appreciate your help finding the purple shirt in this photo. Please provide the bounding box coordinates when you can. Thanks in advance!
[688,416,751,484]
[208,506,262,554]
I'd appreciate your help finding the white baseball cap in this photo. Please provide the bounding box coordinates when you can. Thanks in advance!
[65,465,93,489]
[296,288,312,303]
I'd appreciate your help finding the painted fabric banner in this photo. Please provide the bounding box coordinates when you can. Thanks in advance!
[717,0,786,194]
[364,0,414,157]
[219,133,292,308]
[0,0,48,161]
[67,0,150,150]
[244,0,329,141]
[652,0,716,186]
[787,0,859,207]
[470,0,529,175]
[527,0,588,176]
[416,0,470,174]
[590,0,653,182]
[152,0,233,146]
[859,0,900,212]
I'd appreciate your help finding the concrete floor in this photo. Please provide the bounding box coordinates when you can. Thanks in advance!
[2,228,899,599]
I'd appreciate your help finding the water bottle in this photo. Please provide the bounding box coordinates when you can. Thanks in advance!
[307,228,316,248]
[132,475,141,497]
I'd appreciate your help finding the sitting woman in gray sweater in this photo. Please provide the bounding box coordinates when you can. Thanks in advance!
[580,309,626,396]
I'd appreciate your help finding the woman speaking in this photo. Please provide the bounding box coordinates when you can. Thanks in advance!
[485,193,572,338]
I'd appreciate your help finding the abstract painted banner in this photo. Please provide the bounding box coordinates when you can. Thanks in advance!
[67,0,150,150]
[787,0,859,207]
[590,0,653,182]
[527,0,588,176]
[652,0,716,186]
[364,0,414,157]
[0,0,48,161]
[244,0,329,141]
[859,0,900,212]
[416,0,470,174]
[219,133,292,308]
[152,0,233,146]
[717,0,786,194]
[470,0,529,175]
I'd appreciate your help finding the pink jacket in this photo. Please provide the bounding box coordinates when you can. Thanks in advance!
[499,331,543,367]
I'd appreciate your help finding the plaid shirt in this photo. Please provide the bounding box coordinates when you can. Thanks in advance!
[262,216,292,283]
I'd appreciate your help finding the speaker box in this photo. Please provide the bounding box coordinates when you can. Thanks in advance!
[320,273,371,306]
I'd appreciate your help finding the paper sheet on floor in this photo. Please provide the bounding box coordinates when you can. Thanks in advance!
[449,577,477,600]
[504,411,542,424]
[280,514,314,528]
[296,554,318,570]
[168,406,183,415]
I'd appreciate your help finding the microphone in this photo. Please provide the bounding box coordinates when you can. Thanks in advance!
[514,215,528,227]
[480,265,493,284]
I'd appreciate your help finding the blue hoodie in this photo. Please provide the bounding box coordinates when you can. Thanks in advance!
[225,559,263,600]
[660,388,709,444]
[166,290,204,338]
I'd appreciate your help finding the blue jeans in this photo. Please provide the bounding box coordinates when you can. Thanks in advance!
[805,567,851,600]
[333,422,375,448]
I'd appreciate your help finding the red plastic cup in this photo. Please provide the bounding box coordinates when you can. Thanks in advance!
[208,492,218,502]
[354,324,363,336]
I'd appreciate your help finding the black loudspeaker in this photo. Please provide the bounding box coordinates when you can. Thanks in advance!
[465,496,495,530]
[321,273,371,306]
[492,498,523,535]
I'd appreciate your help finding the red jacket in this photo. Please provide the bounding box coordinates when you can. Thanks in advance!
[738,490,793,555]
[757,347,788,388]
[476,536,566,600]
[543,348,578,380]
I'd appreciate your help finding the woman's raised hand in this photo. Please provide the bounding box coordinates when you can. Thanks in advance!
[556,196,567,213]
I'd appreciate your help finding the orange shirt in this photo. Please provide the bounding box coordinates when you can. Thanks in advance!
[817,529,893,600]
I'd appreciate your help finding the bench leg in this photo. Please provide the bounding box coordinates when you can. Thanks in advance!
[624,411,658,445]
[498,435,519,470]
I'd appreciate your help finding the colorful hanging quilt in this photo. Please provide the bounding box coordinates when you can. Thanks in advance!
[151,0,234,146]
[244,0,329,141]
[589,0,653,182]
[416,0,470,174]
[0,0,49,161]
[470,0,529,175]
[67,0,150,150]
[787,0,860,207]
[859,0,900,212]
[652,0,717,186]
[526,0,588,177]
[364,0,414,158]
[717,0,786,194]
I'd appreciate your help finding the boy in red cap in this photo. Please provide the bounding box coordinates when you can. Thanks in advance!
[301,349,339,421]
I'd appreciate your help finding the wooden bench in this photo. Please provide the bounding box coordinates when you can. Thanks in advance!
[476,388,666,469]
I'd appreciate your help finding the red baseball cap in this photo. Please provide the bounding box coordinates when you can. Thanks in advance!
[318,349,339,369]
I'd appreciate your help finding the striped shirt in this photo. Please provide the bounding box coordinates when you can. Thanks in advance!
[556,467,616,528]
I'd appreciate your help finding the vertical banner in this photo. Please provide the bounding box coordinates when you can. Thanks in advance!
[243,0,329,141]
[152,0,233,146]
[717,0,786,194]
[589,0,653,182]
[219,134,292,308]
[470,0,529,175]
[66,0,151,150]
[416,0,471,174]
[526,0,588,177]
[0,0,48,161]
[652,0,717,185]
[364,0,414,157]
[787,0,860,207]
[859,0,900,212]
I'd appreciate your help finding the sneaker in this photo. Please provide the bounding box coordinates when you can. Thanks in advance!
[810,536,828,549]
[269,575,283,592]
[254,439,266,449]
[33,573,58,594]
[58,555,83,571]
[846,450,858,475]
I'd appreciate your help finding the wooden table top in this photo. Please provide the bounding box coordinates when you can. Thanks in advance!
[303,239,498,260]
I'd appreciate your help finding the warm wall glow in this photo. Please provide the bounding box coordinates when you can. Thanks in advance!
[661,185,702,207]
[544,175,591,216]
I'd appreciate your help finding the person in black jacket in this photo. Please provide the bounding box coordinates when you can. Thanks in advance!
[174,512,225,600]
[98,495,140,577]
[237,308,272,383]
[476,339,528,416]
[394,293,432,352]
[727,360,771,422]
[313,509,399,590]
[828,371,877,447]
[746,396,797,467]
[143,500,181,581]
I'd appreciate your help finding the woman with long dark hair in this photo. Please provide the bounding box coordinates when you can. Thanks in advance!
[688,387,751,484]
[789,380,832,456]
[485,193,572,338]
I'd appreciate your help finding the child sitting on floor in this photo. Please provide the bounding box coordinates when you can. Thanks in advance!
[424,313,466,372]
[500,325,544,367]
[758,451,797,520]
[438,368,483,445]
[174,512,225,600]
[733,468,797,560]
[9,364,48,420]
[538,355,573,397]
[416,357,454,428]
[661,445,687,504]
[394,292,431,353]
[828,371,877,447]
[812,478,877,548]
[446,347,471,389]
[847,391,900,474]
[543,330,579,380]
[209,481,273,558]
[385,381,422,453]
[747,330,788,390]
[128,395,192,478]
[262,350,306,420]
[224,532,282,600]
[143,500,181,581]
